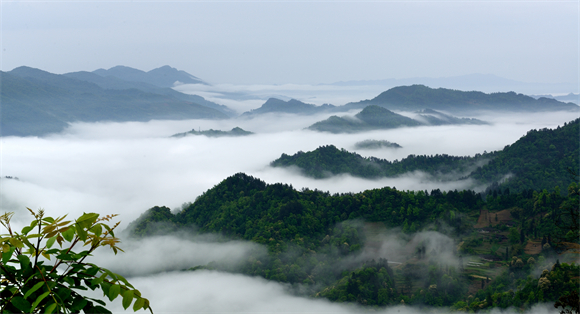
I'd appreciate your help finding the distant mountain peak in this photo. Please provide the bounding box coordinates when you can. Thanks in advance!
[93,65,206,87]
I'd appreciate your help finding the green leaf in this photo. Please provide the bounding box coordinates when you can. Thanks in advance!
[46,236,56,249]
[56,253,74,261]
[23,281,45,299]
[2,246,14,263]
[108,284,121,301]
[17,254,31,269]
[93,305,113,314]
[90,224,103,237]
[122,289,134,309]
[21,225,34,234]
[30,291,51,312]
[10,296,31,312]
[62,226,75,242]
[70,297,88,312]
[76,213,99,229]
[42,217,55,223]
[9,237,24,248]
[76,226,88,242]
[133,297,145,311]
[44,302,57,314]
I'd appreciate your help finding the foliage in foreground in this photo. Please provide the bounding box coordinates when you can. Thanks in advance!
[0,209,152,314]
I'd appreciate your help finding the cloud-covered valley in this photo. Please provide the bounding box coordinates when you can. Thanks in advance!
[0,107,576,313]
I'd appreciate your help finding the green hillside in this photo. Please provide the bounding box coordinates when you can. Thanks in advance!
[276,118,580,193]
[127,172,579,310]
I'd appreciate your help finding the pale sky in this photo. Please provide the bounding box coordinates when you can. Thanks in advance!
[1,0,578,85]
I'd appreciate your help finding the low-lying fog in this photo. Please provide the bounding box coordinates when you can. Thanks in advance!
[0,105,576,313]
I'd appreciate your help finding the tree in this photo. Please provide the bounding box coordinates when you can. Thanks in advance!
[0,208,152,314]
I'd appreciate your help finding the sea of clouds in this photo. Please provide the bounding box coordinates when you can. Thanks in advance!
[0,84,577,312]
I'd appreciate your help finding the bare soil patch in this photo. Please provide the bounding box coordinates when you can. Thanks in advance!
[524,240,543,255]
[474,209,513,228]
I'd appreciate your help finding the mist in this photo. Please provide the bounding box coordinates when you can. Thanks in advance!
[82,270,560,314]
[0,107,576,313]
[1,110,576,229]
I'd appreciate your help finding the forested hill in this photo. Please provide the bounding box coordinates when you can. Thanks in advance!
[274,118,580,193]
[307,105,486,133]
[271,145,491,180]
[345,85,579,113]
[242,98,336,116]
[171,127,253,138]
[127,171,578,310]
[469,118,580,193]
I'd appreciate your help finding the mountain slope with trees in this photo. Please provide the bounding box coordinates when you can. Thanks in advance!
[276,118,580,193]
[126,171,579,310]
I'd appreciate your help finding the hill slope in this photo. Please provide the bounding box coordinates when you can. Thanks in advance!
[241,98,336,116]
[126,171,578,310]
[276,118,580,193]
[63,70,234,116]
[307,105,486,133]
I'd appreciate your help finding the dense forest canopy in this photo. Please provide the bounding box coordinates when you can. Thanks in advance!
[127,169,579,310]
[275,118,580,194]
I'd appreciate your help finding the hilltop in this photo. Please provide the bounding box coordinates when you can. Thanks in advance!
[171,127,253,138]
[345,85,579,113]
[241,98,336,116]
[92,65,206,87]
[307,105,486,133]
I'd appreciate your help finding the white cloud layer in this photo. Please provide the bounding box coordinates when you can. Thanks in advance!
[1,109,577,312]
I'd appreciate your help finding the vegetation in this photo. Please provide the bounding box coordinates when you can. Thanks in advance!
[171,127,253,138]
[127,170,579,310]
[0,209,151,314]
[354,139,402,150]
[271,144,489,180]
[275,118,580,194]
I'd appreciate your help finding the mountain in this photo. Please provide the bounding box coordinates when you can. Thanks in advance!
[354,139,402,149]
[171,127,253,138]
[330,73,577,95]
[345,85,579,113]
[529,93,579,105]
[1,67,229,137]
[241,98,336,116]
[307,105,486,133]
[416,108,488,125]
[63,70,235,116]
[93,65,206,87]
[271,144,492,180]
[275,118,580,193]
[125,170,578,310]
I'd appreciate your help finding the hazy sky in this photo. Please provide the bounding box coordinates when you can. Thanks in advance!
[1,0,578,85]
